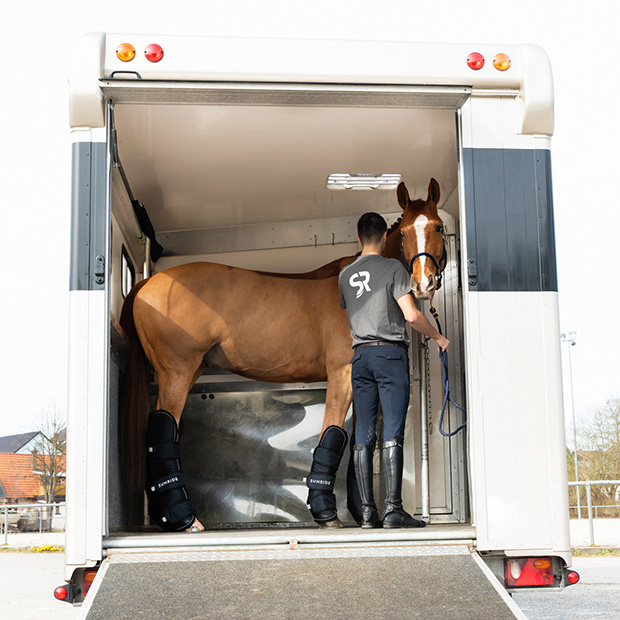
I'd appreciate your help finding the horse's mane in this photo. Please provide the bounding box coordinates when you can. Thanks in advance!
[387,216,402,235]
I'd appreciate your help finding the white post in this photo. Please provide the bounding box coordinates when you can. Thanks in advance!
[562,332,580,518]
[586,483,594,545]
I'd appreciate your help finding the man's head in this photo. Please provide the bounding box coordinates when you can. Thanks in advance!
[357,212,387,247]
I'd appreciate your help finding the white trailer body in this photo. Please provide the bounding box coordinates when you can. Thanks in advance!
[64,32,573,612]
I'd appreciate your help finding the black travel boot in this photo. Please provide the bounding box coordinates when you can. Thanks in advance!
[347,433,363,525]
[353,443,382,528]
[382,439,426,529]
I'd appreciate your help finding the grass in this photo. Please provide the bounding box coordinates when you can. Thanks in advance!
[573,547,620,557]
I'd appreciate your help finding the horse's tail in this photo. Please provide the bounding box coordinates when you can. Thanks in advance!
[119,278,151,489]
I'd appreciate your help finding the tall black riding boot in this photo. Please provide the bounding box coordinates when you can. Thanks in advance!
[382,439,426,529]
[353,443,382,528]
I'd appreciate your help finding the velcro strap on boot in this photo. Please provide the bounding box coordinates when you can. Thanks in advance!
[308,493,337,522]
[148,442,181,460]
[311,446,343,470]
[306,473,335,492]
[151,472,186,494]
[160,497,197,531]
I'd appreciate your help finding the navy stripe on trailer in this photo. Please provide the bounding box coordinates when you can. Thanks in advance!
[70,141,108,292]
[463,148,558,293]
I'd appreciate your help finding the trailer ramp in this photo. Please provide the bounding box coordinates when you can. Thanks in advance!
[81,541,525,619]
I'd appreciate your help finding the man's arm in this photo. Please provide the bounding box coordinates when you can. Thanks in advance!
[397,293,450,352]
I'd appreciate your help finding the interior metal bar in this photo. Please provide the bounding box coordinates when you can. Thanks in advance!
[101,80,472,109]
[157,212,401,256]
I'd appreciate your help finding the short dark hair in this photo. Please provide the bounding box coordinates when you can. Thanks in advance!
[357,212,387,245]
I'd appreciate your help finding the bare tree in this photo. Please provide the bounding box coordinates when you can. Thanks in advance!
[577,397,620,513]
[31,403,66,521]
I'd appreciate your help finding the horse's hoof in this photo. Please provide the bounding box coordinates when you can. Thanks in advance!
[187,518,205,532]
[317,518,343,528]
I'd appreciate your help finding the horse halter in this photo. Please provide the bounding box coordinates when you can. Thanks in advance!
[399,228,448,290]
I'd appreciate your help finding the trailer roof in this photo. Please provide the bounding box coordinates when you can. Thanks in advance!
[113,101,459,233]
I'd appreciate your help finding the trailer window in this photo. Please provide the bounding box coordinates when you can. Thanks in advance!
[121,246,135,298]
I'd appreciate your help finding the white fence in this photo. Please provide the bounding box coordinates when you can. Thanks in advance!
[1,503,66,545]
[568,480,620,546]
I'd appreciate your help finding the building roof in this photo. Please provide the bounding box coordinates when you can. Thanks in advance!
[0,432,40,453]
[0,453,41,498]
[0,453,66,500]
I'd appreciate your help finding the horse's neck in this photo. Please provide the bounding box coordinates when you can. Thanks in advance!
[383,230,401,261]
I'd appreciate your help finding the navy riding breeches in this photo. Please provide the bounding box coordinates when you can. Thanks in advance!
[350,344,410,446]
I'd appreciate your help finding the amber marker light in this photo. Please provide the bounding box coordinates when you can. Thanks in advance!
[467,52,485,70]
[145,43,164,63]
[116,43,136,62]
[493,53,511,71]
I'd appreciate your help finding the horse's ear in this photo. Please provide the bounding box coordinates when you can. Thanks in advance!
[397,182,409,210]
[427,178,440,205]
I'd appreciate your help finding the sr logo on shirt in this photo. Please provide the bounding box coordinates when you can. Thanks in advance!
[349,271,371,298]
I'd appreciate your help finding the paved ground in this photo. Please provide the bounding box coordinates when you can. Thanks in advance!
[0,551,80,620]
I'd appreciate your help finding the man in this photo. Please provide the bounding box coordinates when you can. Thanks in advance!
[339,212,449,528]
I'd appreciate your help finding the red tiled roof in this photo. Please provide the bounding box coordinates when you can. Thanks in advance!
[0,453,65,500]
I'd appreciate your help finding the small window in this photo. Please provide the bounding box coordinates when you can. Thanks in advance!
[121,246,135,298]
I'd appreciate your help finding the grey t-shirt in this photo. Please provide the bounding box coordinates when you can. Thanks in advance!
[339,254,412,347]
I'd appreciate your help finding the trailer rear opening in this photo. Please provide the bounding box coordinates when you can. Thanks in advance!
[64,32,575,612]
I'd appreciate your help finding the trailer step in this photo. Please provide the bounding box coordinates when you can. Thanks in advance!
[103,524,476,553]
[82,542,525,619]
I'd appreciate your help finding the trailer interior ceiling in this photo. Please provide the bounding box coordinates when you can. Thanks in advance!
[113,102,461,256]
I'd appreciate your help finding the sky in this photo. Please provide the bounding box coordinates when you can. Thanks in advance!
[0,0,618,443]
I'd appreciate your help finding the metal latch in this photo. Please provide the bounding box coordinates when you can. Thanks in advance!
[467,258,477,286]
[94,255,105,285]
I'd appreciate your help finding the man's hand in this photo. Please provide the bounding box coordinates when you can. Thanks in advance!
[435,335,450,353]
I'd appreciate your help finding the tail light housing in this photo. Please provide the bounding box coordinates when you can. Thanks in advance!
[505,557,554,587]
[53,568,99,604]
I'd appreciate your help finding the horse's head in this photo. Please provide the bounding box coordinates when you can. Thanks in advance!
[396,179,446,300]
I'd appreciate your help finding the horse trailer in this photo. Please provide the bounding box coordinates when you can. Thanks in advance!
[63,32,576,616]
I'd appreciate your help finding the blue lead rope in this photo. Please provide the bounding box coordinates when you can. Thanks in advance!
[429,305,467,437]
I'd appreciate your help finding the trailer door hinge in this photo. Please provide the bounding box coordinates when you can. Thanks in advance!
[94,255,105,285]
[467,258,477,287]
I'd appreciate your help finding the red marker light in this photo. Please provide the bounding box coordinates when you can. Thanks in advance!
[116,43,136,62]
[54,586,68,600]
[493,53,511,71]
[567,570,580,585]
[467,52,485,70]
[145,44,164,63]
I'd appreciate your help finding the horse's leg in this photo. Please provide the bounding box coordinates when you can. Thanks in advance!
[146,354,207,531]
[155,363,205,426]
[319,363,353,434]
[307,364,353,528]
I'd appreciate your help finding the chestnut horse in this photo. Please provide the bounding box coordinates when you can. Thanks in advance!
[120,179,445,528]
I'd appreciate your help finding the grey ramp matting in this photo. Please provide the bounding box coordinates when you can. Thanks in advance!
[85,554,518,619]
